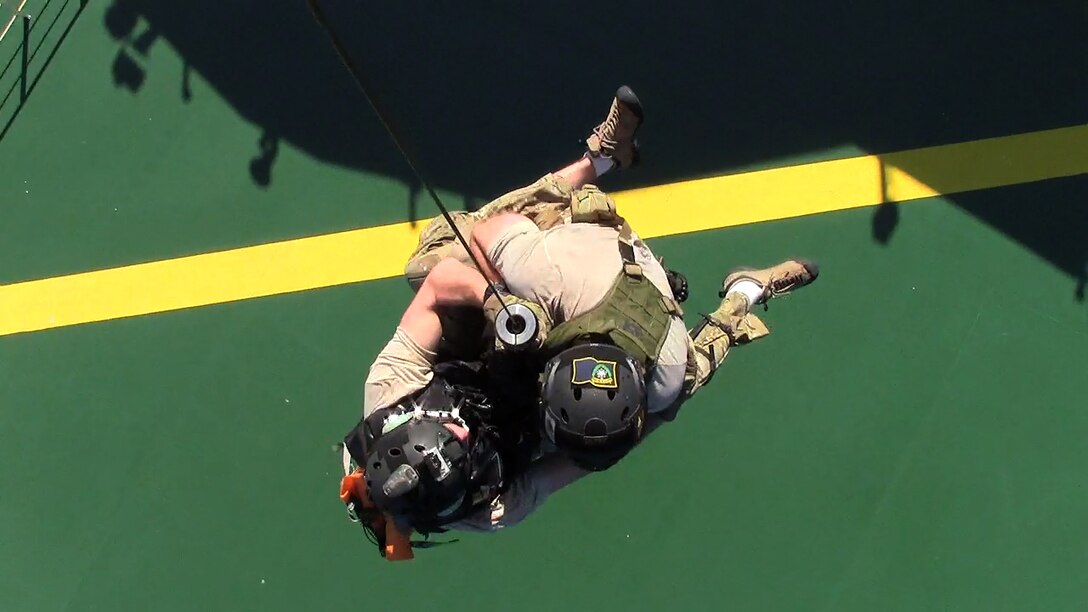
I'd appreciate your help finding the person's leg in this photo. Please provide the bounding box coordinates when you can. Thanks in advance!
[585,85,643,171]
[404,211,475,292]
[721,260,820,305]
[477,83,644,208]
[404,85,646,290]
[553,156,598,189]
[404,175,568,292]
[554,85,645,189]
[685,292,762,398]
[684,259,820,397]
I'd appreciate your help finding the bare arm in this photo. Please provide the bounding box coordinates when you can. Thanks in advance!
[398,258,489,353]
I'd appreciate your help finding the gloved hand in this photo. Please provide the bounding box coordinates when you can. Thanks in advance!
[665,268,689,303]
[482,287,551,351]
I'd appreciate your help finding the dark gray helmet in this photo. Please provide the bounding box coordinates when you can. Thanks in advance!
[364,418,471,528]
[540,343,647,471]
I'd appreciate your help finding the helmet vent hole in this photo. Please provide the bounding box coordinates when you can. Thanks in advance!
[560,408,570,424]
[372,461,381,470]
[388,447,402,457]
[584,418,607,437]
[607,390,616,400]
[621,406,630,420]
[573,387,582,400]
[414,444,426,452]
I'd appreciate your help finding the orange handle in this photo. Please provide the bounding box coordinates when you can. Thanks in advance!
[341,469,415,561]
[384,521,414,560]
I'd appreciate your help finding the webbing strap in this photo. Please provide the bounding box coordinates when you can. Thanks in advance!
[661,295,683,317]
[618,221,642,277]
[618,221,683,315]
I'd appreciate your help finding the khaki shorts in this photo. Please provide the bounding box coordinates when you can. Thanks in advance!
[404,174,577,290]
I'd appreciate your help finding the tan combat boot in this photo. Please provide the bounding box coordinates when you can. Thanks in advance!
[720,259,820,305]
[585,85,644,169]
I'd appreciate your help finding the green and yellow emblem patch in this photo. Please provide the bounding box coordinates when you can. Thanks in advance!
[571,357,618,389]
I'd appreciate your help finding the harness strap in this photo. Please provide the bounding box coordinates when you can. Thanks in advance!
[619,221,683,316]
[617,221,642,277]
[661,294,683,317]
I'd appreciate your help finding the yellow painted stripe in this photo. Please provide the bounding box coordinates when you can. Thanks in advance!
[2,125,1086,337]
[0,222,428,336]
[622,124,1088,238]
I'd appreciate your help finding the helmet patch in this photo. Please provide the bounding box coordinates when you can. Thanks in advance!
[572,357,618,389]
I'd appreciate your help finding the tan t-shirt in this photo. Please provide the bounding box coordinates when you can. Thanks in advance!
[485,219,689,413]
[362,327,436,418]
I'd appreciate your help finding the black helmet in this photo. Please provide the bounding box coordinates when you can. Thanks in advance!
[363,417,472,529]
[540,343,647,471]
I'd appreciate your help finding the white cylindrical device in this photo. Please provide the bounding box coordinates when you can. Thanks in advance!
[493,302,539,348]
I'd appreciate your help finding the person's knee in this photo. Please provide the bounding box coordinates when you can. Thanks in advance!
[405,252,442,292]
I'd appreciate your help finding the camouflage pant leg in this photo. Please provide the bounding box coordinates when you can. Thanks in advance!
[682,294,771,399]
[472,173,575,227]
[404,211,477,291]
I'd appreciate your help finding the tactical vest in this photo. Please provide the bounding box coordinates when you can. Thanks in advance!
[541,223,683,370]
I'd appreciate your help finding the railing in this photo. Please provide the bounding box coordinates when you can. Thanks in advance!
[1,1,30,42]
[0,0,88,142]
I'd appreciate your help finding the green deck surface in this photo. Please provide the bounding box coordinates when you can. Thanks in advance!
[2,1,1086,610]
